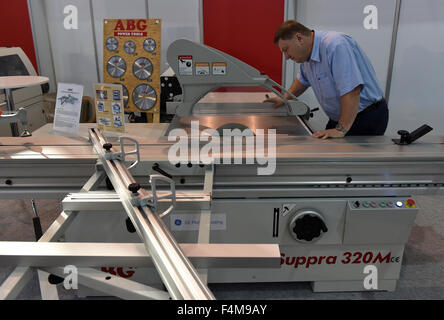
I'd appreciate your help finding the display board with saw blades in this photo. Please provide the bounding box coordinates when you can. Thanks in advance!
[103,18,161,122]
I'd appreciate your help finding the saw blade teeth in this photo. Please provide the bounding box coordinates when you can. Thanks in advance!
[105,37,118,51]
[132,57,153,80]
[132,84,157,111]
[143,38,156,52]
[107,56,126,78]
[113,83,129,108]
[124,40,136,54]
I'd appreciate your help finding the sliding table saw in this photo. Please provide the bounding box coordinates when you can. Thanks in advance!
[0,39,443,299]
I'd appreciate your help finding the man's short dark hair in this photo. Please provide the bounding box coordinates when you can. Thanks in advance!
[273,20,312,44]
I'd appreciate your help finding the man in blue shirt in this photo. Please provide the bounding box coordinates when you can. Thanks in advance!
[265,20,388,139]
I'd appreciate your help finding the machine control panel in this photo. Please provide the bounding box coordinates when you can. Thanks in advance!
[350,198,417,209]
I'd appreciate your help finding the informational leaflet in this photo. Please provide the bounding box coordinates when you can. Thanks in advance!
[94,83,125,134]
[53,83,84,134]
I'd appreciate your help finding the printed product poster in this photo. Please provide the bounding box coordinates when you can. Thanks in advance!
[53,83,84,134]
[94,83,125,134]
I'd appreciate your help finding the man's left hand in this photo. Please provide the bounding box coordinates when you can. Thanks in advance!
[312,129,345,139]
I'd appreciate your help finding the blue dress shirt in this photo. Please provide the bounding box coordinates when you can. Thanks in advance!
[297,30,384,121]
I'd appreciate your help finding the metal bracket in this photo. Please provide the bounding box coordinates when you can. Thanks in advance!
[130,174,176,218]
[104,137,140,170]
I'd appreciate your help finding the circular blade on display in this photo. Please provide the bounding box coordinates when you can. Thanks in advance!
[133,57,153,80]
[143,38,156,52]
[107,56,126,78]
[132,84,157,110]
[105,37,118,51]
[115,83,129,108]
[121,84,129,108]
[124,40,136,54]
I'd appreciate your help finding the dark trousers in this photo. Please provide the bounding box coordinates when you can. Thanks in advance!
[326,99,389,136]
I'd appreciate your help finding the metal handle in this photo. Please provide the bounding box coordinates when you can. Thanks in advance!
[119,137,140,170]
[149,174,176,218]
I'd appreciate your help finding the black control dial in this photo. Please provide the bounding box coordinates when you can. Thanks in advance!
[292,213,328,242]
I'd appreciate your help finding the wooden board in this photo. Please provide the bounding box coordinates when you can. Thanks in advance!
[103,19,161,122]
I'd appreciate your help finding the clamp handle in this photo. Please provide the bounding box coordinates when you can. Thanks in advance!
[149,174,176,218]
[392,124,433,145]
[119,137,140,170]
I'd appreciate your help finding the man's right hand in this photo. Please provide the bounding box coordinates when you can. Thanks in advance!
[263,95,285,109]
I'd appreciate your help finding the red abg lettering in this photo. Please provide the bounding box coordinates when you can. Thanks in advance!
[101,267,136,278]
[137,20,147,30]
[114,19,147,31]
[101,267,116,275]
[114,20,125,31]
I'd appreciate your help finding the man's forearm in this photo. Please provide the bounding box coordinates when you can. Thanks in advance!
[338,86,361,131]
[284,78,308,99]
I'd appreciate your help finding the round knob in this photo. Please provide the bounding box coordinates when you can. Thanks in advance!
[128,183,141,194]
[397,130,409,136]
[397,130,411,143]
[290,211,328,242]
[103,143,113,151]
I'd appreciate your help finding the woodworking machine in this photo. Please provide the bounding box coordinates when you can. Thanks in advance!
[0,39,443,299]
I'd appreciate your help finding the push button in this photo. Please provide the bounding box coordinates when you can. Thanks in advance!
[406,199,416,208]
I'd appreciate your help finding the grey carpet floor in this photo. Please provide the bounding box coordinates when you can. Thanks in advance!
[1,195,444,300]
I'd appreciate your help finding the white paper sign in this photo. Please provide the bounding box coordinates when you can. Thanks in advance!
[53,83,83,134]
[178,55,193,76]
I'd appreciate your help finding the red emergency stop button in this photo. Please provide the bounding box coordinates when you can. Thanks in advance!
[406,199,416,208]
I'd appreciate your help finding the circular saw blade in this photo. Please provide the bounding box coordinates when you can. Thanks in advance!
[115,83,129,108]
[143,38,156,52]
[124,40,136,54]
[105,37,118,51]
[121,84,129,108]
[132,84,157,111]
[133,57,153,80]
[107,56,126,78]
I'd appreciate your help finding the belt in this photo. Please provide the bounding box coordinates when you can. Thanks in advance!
[358,98,386,116]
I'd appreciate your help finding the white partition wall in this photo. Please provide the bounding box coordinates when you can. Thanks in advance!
[387,0,444,135]
[148,0,202,74]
